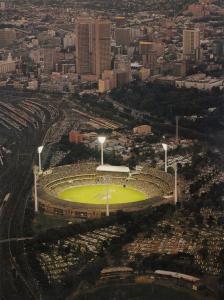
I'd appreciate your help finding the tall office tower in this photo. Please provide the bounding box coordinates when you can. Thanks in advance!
[76,17,111,79]
[0,1,10,11]
[0,1,5,10]
[139,41,165,57]
[183,29,201,62]
[114,16,125,27]
[0,28,16,49]
[115,28,131,47]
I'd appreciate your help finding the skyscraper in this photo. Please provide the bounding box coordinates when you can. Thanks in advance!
[115,28,131,47]
[76,17,111,79]
[183,29,201,61]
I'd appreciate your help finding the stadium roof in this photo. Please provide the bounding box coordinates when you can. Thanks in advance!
[96,165,130,173]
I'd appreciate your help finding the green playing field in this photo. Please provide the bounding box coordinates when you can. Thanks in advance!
[58,184,147,205]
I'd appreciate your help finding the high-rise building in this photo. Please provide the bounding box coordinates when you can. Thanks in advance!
[0,1,10,11]
[139,41,165,57]
[76,16,111,79]
[114,16,125,27]
[30,47,62,73]
[212,40,224,58]
[115,28,131,47]
[142,51,157,69]
[0,28,16,49]
[63,33,76,49]
[183,29,201,62]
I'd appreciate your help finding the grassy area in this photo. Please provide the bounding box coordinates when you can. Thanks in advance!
[75,284,198,300]
[58,184,147,205]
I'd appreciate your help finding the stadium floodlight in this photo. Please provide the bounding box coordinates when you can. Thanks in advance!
[33,165,39,213]
[37,145,44,172]
[171,162,178,205]
[98,136,106,165]
[104,175,110,217]
[106,184,110,217]
[174,163,178,205]
[162,143,168,173]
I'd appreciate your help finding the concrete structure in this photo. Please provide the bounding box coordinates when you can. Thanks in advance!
[133,125,152,135]
[0,1,7,10]
[76,16,111,79]
[155,270,200,283]
[98,78,111,93]
[27,80,38,91]
[114,54,131,72]
[30,47,62,73]
[99,267,134,284]
[36,162,174,220]
[0,53,16,74]
[69,131,84,144]
[183,29,201,62]
[114,16,126,27]
[175,74,223,91]
[116,69,130,87]
[161,61,187,77]
[139,41,165,57]
[139,67,150,80]
[115,28,131,47]
[63,33,76,49]
[187,3,210,18]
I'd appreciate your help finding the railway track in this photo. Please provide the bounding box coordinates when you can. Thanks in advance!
[0,95,64,299]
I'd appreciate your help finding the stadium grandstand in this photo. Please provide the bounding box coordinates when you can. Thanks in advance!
[36,162,174,220]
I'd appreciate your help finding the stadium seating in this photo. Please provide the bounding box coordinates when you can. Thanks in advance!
[39,162,174,199]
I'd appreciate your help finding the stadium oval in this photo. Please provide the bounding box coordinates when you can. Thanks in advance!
[36,162,174,220]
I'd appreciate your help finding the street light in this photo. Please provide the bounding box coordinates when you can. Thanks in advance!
[37,145,44,172]
[98,136,106,165]
[162,143,168,173]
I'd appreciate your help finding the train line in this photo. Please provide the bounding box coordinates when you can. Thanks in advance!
[0,93,63,299]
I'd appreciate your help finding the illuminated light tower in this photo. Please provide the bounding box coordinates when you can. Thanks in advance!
[176,116,179,144]
[104,175,110,217]
[37,146,44,172]
[98,136,106,165]
[33,165,39,213]
[162,143,168,173]
[174,162,178,205]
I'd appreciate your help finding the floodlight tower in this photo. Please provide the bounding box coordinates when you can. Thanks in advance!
[98,136,106,165]
[174,162,178,205]
[104,175,110,217]
[33,165,39,213]
[106,184,110,217]
[162,143,168,173]
[37,145,44,172]
[176,116,179,144]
